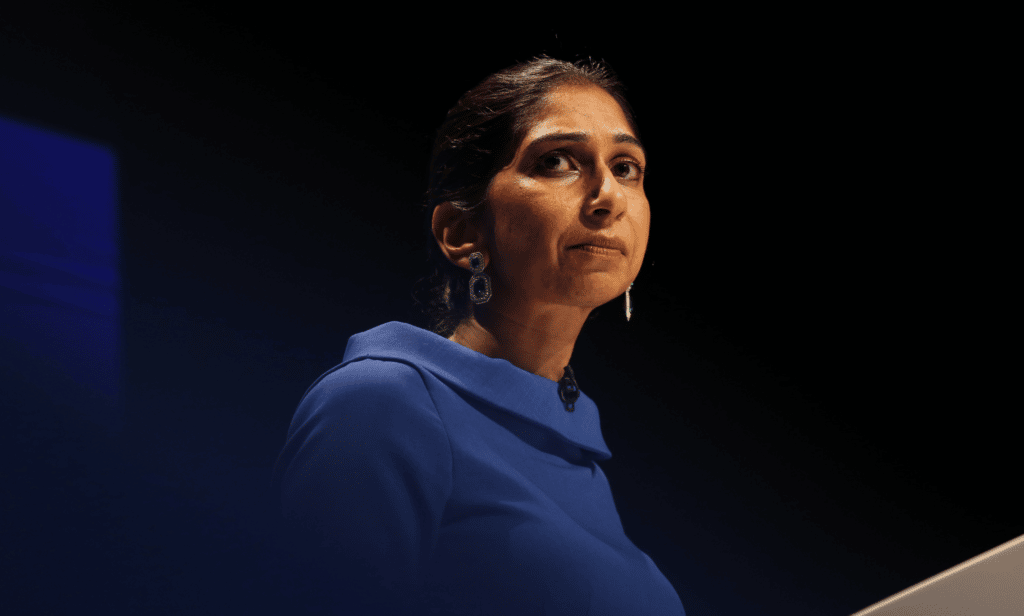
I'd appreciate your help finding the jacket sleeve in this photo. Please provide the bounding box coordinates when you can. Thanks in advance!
[271,358,453,615]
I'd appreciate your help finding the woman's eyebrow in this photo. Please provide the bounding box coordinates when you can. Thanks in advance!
[528,131,646,158]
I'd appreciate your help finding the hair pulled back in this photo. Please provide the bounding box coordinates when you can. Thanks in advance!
[412,54,640,338]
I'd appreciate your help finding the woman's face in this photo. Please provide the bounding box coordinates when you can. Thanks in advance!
[480,84,650,314]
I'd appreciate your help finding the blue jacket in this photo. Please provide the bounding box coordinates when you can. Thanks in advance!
[272,321,685,615]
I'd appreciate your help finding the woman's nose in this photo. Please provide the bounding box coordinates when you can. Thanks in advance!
[584,164,628,219]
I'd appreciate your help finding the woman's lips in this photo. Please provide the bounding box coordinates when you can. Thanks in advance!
[567,236,627,255]
[570,244,621,256]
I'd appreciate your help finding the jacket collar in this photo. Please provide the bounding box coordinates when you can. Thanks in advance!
[341,321,612,460]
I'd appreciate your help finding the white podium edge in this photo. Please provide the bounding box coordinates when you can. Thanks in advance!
[851,533,1024,615]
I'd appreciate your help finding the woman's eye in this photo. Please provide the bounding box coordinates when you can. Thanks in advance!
[538,152,644,181]
[539,152,573,173]
[615,161,644,181]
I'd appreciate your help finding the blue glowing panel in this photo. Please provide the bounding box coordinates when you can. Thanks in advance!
[0,116,120,434]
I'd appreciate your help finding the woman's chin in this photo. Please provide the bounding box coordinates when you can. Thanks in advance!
[566,286,631,311]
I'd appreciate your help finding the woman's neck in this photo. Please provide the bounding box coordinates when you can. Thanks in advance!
[447,303,589,383]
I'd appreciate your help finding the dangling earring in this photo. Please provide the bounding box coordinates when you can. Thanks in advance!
[468,252,492,304]
[625,282,634,321]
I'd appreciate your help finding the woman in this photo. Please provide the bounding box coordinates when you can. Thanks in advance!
[272,55,685,615]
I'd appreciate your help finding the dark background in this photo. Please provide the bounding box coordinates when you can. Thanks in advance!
[2,4,1016,615]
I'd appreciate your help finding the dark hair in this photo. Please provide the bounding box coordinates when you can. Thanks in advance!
[411,54,641,338]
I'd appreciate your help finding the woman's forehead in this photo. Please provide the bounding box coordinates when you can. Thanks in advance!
[524,85,636,145]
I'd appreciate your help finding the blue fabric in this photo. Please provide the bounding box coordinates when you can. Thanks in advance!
[272,321,685,615]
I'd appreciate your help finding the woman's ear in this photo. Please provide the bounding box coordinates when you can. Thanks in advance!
[431,201,488,270]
